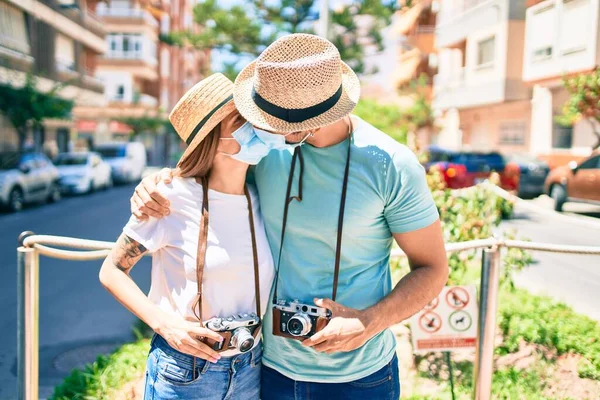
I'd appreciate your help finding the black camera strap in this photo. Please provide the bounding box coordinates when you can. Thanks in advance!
[192,176,262,323]
[273,118,353,304]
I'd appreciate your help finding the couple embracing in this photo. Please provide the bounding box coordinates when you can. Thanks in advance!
[99,34,448,400]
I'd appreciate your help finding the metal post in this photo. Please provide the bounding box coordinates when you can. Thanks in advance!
[473,247,500,400]
[17,246,39,400]
[318,0,330,39]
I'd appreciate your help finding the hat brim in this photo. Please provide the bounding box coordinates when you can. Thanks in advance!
[177,99,236,167]
[233,60,361,133]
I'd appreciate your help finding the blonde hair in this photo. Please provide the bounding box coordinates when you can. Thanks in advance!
[175,123,221,178]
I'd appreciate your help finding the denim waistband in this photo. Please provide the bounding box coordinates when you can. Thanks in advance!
[151,333,261,369]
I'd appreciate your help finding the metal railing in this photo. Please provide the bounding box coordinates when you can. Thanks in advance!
[16,184,600,399]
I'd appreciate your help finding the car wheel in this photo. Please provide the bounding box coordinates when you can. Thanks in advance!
[104,177,113,190]
[48,183,62,203]
[550,184,566,212]
[8,188,24,212]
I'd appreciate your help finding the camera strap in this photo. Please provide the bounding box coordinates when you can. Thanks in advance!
[272,118,353,303]
[192,176,262,323]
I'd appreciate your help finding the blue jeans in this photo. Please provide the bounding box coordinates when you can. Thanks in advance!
[261,354,400,400]
[143,334,261,400]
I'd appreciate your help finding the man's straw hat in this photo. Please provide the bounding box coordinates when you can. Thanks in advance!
[169,73,236,165]
[233,33,360,133]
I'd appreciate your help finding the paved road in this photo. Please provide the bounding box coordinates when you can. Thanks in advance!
[0,185,150,399]
[502,196,600,321]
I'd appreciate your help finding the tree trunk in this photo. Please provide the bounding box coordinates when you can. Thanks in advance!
[17,127,27,152]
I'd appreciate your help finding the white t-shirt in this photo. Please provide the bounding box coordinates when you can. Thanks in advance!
[123,177,275,355]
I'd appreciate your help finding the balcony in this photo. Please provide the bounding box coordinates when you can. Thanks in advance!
[83,10,106,37]
[104,50,158,65]
[436,0,509,48]
[522,0,600,83]
[96,7,159,28]
[137,94,158,107]
[433,68,506,110]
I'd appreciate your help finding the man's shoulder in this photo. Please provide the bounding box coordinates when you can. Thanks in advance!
[352,116,419,168]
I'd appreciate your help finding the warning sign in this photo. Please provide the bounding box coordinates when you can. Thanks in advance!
[410,285,478,353]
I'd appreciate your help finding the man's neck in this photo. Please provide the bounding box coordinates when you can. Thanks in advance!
[208,164,248,195]
[307,116,354,148]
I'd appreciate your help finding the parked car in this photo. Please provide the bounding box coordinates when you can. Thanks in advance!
[95,142,147,184]
[544,152,600,211]
[425,146,518,190]
[54,152,112,194]
[505,153,550,198]
[0,152,61,212]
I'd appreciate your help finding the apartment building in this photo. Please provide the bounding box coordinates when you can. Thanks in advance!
[75,0,209,148]
[523,0,600,166]
[432,0,531,152]
[394,0,438,99]
[0,0,106,154]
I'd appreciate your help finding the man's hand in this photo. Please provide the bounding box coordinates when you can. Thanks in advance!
[302,298,377,354]
[130,168,174,220]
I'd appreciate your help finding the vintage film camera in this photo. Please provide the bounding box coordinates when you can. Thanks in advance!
[272,299,332,340]
[204,313,261,353]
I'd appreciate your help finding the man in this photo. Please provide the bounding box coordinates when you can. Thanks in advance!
[131,34,448,399]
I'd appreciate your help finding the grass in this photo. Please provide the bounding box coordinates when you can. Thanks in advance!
[50,326,151,400]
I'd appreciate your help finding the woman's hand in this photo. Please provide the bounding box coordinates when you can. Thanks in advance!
[155,313,225,363]
[130,168,174,220]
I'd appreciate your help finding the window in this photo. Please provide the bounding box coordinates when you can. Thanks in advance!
[55,33,75,72]
[552,124,573,149]
[0,2,30,54]
[115,85,125,100]
[123,36,131,52]
[477,37,495,67]
[499,121,526,145]
[578,155,600,170]
[529,4,556,61]
[560,0,589,55]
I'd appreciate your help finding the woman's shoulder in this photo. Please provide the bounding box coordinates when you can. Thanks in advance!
[157,176,204,201]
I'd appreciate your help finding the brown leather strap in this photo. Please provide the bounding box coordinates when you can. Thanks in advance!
[273,118,353,303]
[245,185,261,317]
[193,177,262,322]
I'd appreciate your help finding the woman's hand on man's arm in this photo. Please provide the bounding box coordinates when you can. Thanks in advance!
[130,168,175,220]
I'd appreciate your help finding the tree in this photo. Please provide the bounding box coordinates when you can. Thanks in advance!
[557,68,600,150]
[118,114,170,140]
[167,0,397,75]
[0,74,73,151]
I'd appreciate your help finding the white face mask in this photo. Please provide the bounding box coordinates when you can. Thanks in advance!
[220,123,313,165]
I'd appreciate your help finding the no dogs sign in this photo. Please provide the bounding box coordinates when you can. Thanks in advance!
[410,285,478,353]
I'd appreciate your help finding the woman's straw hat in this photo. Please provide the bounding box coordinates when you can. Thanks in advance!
[169,73,236,165]
[233,33,360,133]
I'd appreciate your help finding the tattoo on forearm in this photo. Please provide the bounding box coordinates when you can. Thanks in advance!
[112,234,147,272]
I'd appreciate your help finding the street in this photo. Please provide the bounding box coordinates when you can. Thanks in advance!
[0,185,151,399]
[502,197,600,321]
[0,188,599,399]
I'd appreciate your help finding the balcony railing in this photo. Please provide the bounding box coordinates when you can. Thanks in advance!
[96,7,159,28]
[437,0,491,26]
[138,94,158,107]
[84,10,106,36]
[104,50,158,65]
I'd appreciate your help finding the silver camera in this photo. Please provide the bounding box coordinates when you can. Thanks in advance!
[273,299,331,338]
[205,313,260,353]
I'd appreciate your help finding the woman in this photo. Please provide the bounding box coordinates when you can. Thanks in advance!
[99,74,280,399]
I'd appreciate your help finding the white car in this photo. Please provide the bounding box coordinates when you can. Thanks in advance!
[95,142,147,184]
[55,152,112,194]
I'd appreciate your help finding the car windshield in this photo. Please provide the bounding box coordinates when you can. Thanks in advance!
[54,155,88,166]
[0,152,21,170]
[96,147,126,159]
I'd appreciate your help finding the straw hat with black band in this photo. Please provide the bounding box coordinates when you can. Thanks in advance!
[169,73,236,166]
[233,33,361,133]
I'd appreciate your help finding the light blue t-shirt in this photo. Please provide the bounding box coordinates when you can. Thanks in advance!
[253,116,439,383]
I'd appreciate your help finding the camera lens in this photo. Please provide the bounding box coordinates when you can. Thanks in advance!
[231,327,254,353]
[287,313,312,337]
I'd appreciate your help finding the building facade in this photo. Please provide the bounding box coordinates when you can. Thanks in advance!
[75,0,209,161]
[0,0,106,155]
[523,0,599,167]
[432,0,531,152]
